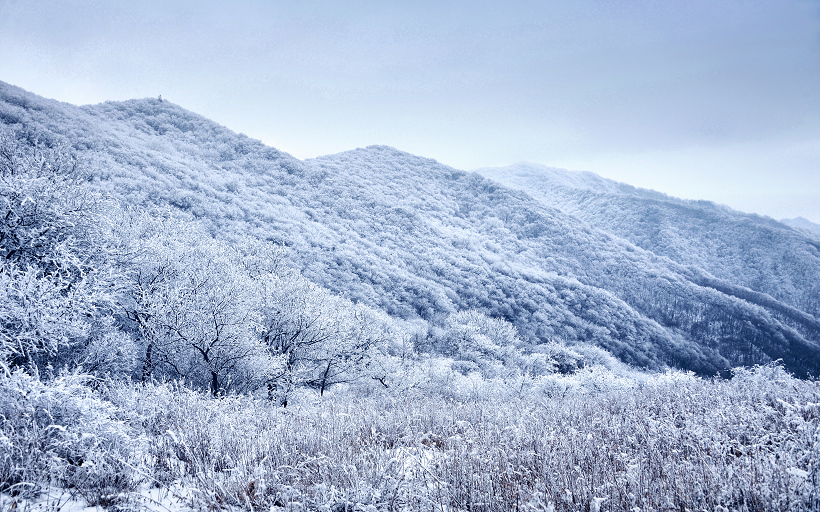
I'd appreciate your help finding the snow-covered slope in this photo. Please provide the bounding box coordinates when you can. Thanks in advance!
[478,163,820,320]
[2,80,820,376]
[781,217,820,237]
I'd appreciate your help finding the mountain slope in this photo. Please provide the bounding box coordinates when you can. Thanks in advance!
[2,80,819,376]
[477,163,820,320]
[781,217,820,237]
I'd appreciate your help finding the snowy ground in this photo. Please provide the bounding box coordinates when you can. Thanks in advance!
[1,484,190,512]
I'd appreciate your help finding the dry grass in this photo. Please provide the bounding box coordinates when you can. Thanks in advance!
[3,364,819,511]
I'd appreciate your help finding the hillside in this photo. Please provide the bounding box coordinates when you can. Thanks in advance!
[782,216,820,237]
[478,163,820,319]
[2,80,820,376]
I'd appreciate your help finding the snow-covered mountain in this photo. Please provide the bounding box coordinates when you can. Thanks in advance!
[2,80,819,376]
[478,163,820,319]
[781,216,820,237]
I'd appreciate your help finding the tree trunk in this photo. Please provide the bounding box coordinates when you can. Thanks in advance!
[319,361,332,396]
[141,342,153,383]
[211,370,220,396]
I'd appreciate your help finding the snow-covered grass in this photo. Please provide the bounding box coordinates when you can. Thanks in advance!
[2,363,819,511]
[0,367,140,510]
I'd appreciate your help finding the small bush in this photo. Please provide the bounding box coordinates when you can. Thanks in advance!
[0,367,139,505]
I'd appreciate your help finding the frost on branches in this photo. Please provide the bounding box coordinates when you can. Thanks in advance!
[0,131,129,374]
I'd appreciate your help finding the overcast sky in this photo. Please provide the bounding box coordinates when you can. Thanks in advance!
[1,0,819,222]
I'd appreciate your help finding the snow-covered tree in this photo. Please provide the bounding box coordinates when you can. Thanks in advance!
[441,310,521,378]
[0,131,130,373]
[126,215,282,395]
[259,272,393,400]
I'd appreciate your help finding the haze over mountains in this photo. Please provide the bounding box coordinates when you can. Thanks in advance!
[2,80,819,377]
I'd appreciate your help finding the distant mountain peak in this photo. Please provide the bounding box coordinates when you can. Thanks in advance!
[477,162,820,323]
[781,217,820,236]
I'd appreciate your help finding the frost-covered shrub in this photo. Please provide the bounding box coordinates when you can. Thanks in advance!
[436,310,522,378]
[0,367,138,504]
[450,359,481,376]
[731,359,795,383]
[528,341,584,374]
[76,317,139,377]
[433,311,618,379]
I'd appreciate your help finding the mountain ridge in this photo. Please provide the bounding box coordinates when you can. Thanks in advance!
[2,80,819,376]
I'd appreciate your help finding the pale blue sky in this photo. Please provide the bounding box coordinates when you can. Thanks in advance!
[1,0,819,222]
